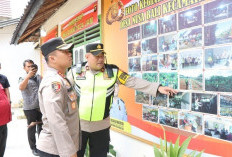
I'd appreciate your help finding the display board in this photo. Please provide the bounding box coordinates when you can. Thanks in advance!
[103,0,232,156]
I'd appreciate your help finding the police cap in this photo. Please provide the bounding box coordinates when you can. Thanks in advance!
[86,43,105,56]
[40,37,74,56]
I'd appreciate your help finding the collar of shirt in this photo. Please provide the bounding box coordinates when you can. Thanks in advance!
[85,62,105,75]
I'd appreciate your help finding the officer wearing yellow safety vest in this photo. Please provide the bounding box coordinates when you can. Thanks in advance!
[67,43,178,157]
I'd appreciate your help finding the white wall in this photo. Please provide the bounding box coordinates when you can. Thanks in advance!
[110,130,154,157]
[0,23,40,104]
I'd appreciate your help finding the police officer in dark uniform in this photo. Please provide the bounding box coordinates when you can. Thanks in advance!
[67,43,177,157]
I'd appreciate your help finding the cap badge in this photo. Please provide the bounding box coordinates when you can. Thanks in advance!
[97,44,101,49]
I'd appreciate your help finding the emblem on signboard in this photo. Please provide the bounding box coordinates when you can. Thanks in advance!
[106,0,124,25]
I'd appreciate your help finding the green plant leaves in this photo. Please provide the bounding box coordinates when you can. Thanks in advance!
[178,136,192,157]
[154,133,203,157]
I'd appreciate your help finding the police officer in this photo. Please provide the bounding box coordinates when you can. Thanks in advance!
[38,37,80,157]
[67,43,177,157]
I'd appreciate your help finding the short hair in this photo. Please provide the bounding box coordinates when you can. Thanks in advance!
[44,50,57,63]
[23,59,34,67]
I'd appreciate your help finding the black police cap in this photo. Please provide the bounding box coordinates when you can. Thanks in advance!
[86,43,105,56]
[40,37,74,56]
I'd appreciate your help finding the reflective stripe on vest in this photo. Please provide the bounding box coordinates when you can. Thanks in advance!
[72,67,118,121]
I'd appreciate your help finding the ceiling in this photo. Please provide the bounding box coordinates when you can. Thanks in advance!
[11,0,68,45]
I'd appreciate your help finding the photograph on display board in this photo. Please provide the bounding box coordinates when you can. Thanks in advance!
[204,116,232,142]
[179,70,203,90]
[205,46,232,69]
[141,37,157,55]
[179,50,203,70]
[178,28,202,50]
[152,94,167,107]
[159,72,178,89]
[128,25,141,42]
[158,53,178,71]
[110,97,128,121]
[205,70,232,92]
[141,20,157,39]
[136,91,150,104]
[191,93,217,114]
[169,92,191,110]
[204,0,232,24]
[204,20,232,46]
[128,57,141,72]
[178,6,202,30]
[158,34,178,53]
[141,55,157,71]
[142,72,158,82]
[220,94,232,118]
[128,41,141,57]
[159,108,178,128]
[158,14,177,35]
[179,112,203,134]
[142,104,158,123]
[130,72,150,104]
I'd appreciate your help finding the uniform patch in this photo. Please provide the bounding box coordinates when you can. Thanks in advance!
[117,69,130,85]
[71,101,76,109]
[51,82,61,93]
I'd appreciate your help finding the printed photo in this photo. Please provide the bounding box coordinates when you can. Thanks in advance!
[169,92,190,110]
[128,57,141,72]
[141,37,157,55]
[159,108,178,128]
[143,105,158,123]
[142,20,157,39]
[178,6,202,30]
[158,14,177,34]
[179,50,202,70]
[192,93,217,114]
[205,46,232,69]
[178,28,202,50]
[205,70,232,92]
[179,70,203,90]
[205,20,232,46]
[128,25,141,42]
[204,0,232,24]
[205,116,232,142]
[179,112,203,133]
[159,34,177,53]
[220,94,232,117]
[142,72,158,82]
[141,55,158,71]
[158,53,178,71]
[152,94,167,107]
[128,41,141,57]
[129,72,142,78]
[159,72,178,89]
[136,91,150,104]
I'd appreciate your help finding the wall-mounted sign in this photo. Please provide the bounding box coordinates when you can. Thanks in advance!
[41,25,58,44]
[61,1,98,39]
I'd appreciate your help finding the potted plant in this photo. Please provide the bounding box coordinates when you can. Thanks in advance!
[154,132,204,157]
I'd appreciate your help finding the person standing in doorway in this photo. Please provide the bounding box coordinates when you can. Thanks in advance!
[68,43,178,157]
[19,60,42,156]
[0,63,11,157]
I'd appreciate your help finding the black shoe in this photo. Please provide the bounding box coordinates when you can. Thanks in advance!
[32,148,39,156]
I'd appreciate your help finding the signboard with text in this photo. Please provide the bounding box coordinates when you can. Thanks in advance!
[61,1,98,39]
